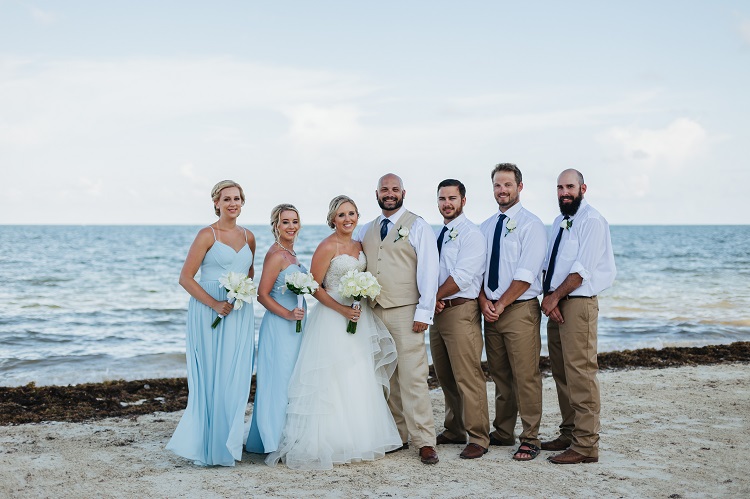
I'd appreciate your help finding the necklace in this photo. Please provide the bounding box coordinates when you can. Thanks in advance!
[276,240,297,257]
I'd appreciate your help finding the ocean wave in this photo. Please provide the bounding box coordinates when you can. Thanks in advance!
[0,352,188,387]
[698,318,750,327]
[22,277,73,286]
[20,303,64,309]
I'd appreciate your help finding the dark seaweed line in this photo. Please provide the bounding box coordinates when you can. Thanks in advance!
[1,342,748,426]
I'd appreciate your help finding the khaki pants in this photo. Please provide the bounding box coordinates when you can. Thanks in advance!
[484,299,542,447]
[429,300,489,447]
[547,296,600,458]
[374,304,436,448]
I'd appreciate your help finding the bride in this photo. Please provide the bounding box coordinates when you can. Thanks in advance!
[267,195,402,470]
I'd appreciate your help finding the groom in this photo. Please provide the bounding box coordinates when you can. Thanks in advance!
[358,173,440,465]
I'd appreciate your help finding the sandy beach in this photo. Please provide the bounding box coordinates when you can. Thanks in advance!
[1,362,748,498]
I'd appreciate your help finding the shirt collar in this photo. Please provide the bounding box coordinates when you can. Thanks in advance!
[565,199,589,220]
[444,213,466,230]
[499,202,523,220]
[381,206,406,224]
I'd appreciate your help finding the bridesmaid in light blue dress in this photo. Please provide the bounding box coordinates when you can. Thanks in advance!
[166,180,256,467]
[246,204,307,454]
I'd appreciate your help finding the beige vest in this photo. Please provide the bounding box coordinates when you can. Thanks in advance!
[362,210,420,309]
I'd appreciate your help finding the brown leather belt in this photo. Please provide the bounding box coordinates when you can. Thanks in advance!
[544,293,596,300]
[511,297,538,305]
[442,297,475,308]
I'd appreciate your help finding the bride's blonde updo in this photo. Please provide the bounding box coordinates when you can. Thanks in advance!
[270,203,301,240]
[211,180,245,216]
[326,195,359,229]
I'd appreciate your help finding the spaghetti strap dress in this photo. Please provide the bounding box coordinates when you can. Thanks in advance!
[245,264,307,454]
[166,228,255,466]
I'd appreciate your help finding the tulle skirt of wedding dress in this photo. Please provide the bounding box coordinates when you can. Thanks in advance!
[266,294,402,470]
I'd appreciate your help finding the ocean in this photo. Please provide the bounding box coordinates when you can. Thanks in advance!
[1,225,749,387]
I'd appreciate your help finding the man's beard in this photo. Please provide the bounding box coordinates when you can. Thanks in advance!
[441,205,463,221]
[558,191,583,216]
[378,196,404,211]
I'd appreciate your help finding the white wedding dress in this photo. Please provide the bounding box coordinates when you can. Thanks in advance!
[266,252,402,470]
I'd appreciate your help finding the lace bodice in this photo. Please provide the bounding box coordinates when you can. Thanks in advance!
[322,252,367,291]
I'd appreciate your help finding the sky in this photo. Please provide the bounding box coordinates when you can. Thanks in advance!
[1,1,749,226]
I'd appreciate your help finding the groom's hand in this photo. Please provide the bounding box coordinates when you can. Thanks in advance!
[412,321,428,333]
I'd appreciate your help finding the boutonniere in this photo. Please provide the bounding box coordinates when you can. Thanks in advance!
[448,227,459,241]
[560,219,573,230]
[504,219,517,237]
[394,225,409,242]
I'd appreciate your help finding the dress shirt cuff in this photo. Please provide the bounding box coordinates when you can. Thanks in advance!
[449,269,472,291]
[414,308,434,325]
[570,261,591,281]
[512,268,536,285]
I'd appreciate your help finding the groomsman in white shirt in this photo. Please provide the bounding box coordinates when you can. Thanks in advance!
[430,179,490,459]
[479,163,547,461]
[358,173,440,465]
[541,168,616,464]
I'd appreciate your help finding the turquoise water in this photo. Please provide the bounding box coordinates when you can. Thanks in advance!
[1,225,748,386]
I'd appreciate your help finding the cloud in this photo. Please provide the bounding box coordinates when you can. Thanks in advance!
[284,104,363,145]
[180,163,209,187]
[0,56,376,147]
[79,177,103,196]
[600,118,708,169]
[741,19,750,45]
[30,7,58,25]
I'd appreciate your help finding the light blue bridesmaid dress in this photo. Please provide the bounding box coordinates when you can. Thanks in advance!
[166,228,255,467]
[246,263,306,454]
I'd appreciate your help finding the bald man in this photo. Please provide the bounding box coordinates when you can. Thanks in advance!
[357,173,440,465]
[540,169,616,464]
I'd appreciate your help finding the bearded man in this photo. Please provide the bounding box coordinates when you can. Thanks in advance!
[540,168,616,464]
[357,173,440,465]
[430,179,490,459]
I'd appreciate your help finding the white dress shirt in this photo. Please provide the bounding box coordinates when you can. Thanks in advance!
[357,207,439,324]
[435,213,485,300]
[544,199,616,297]
[480,202,547,301]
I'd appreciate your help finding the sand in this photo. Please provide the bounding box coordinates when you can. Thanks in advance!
[1,363,748,498]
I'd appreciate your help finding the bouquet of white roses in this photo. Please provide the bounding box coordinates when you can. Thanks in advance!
[282,271,319,333]
[338,270,381,334]
[211,272,257,329]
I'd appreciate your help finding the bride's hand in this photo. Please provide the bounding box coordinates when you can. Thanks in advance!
[343,306,361,322]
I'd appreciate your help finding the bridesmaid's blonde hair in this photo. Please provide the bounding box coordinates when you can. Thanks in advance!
[326,195,359,229]
[211,180,245,216]
[270,204,301,240]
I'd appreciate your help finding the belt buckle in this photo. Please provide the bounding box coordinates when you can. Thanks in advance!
[446,299,452,308]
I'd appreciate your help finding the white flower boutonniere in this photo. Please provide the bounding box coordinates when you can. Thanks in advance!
[504,219,517,237]
[448,227,459,241]
[394,225,409,242]
[560,219,573,230]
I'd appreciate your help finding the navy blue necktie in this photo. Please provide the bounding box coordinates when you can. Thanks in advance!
[543,215,569,294]
[487,214,507,291]
[437,226,449,257]
[380,219,389,241]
